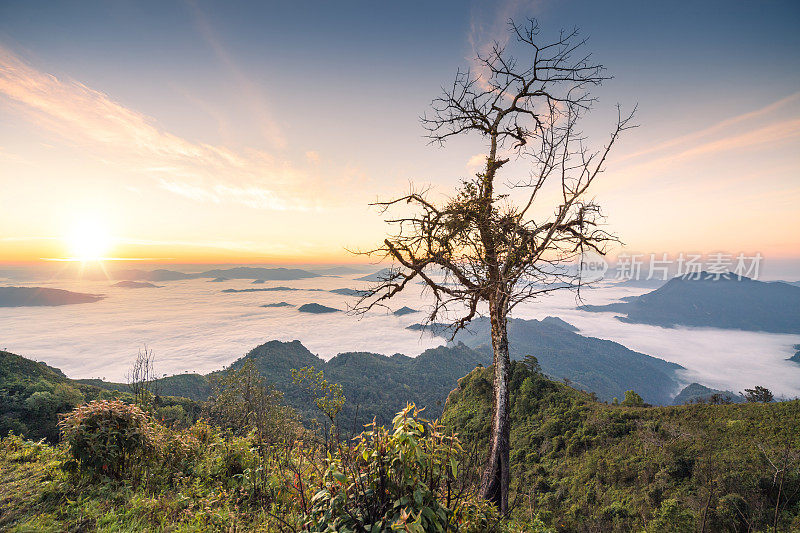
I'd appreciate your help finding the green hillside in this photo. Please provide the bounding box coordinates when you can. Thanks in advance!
[0,350,106,441]
[76,373,211,402]
[1,350,202,442]
[442,361,800,532]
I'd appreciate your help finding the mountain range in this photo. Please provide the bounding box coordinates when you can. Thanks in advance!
[580,273,800,333]
[442,316,682,404]
[115,266,321,282]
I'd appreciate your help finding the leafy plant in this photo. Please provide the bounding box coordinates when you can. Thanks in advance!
[306,403,499,532]
[58,399,153,480]
[206,359,296,443]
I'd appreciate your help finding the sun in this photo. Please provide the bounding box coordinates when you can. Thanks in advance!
[66,220,112,261]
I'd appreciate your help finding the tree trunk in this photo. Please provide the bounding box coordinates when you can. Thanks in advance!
[480,297,511,514]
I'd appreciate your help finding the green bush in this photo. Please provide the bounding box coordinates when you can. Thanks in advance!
[59,399,153,480]
[645,498,694,532]
[621,390,645,407]
[306,403,499,532]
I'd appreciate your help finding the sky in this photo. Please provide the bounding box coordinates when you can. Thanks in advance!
[1,0,799,267]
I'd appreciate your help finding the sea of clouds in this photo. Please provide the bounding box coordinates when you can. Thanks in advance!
[1,269,799,399]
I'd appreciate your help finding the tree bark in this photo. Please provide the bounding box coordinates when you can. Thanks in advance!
[480,296,511,514]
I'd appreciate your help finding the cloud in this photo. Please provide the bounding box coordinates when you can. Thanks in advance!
[186,0,286,150]
[617,92,800,164]
[467,0,545,89]
[466,153,486,171]
[0,45,336,210]
[158,179,221,204]
[605,93,800,190]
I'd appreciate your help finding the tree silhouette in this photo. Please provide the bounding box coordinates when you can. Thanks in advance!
[355,18,634,512]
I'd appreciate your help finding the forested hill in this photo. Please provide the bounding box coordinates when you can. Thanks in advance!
[224,340,488,427]
[442,361,800,532]
[1,350,198,442]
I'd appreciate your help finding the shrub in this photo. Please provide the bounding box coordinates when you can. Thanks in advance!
[59,399,153,480]
[645,498,694,533]
[621,390,645,407]
[305,403,499,532]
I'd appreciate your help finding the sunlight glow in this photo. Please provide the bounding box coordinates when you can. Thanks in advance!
[66,220,112,261]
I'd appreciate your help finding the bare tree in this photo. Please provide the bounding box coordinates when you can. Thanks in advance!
[354,18,634,512]
[126,345,158,405]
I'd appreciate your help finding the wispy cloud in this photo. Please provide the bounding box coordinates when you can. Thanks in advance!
[605,92,800,190]
[468,0,543,59]
[617,92,800,163]
[467,0,544,87]
[186,0,286,150]
[0,45,333,210]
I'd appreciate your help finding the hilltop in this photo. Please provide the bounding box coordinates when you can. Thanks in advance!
[672,382,743,404]
[443,361,800,531]
[2,348,798,532]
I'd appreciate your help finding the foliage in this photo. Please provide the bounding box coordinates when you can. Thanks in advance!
[205,359,297,443]
[291,366,345,426]
[0,349,104,442]
[644,498,694,533]
[58,399,153,480]
[2,400,517,532]
[743,385,774,403]
[442,361,800,532]
[306,403,499,532]
[620,390,644,407]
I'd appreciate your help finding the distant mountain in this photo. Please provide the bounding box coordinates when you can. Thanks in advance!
[200,267,320,280]
[329,288,369,297]
[76,374,211,403]
[393,306,418,316]
[673,383,743,405]
[209,277,228,282]
[310,266,369,276]
[298,303,340,313]
[115,269,198,281]
[222,286,299,293]
[355,268,394,282]
[261,302,294,308]
[220,326,681,423]
[252,279,265,284]
[580,273,800,333]
[112,281,160,289]
[0,287,104,307]
[115,267,320,282]
[413,316,681,404]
